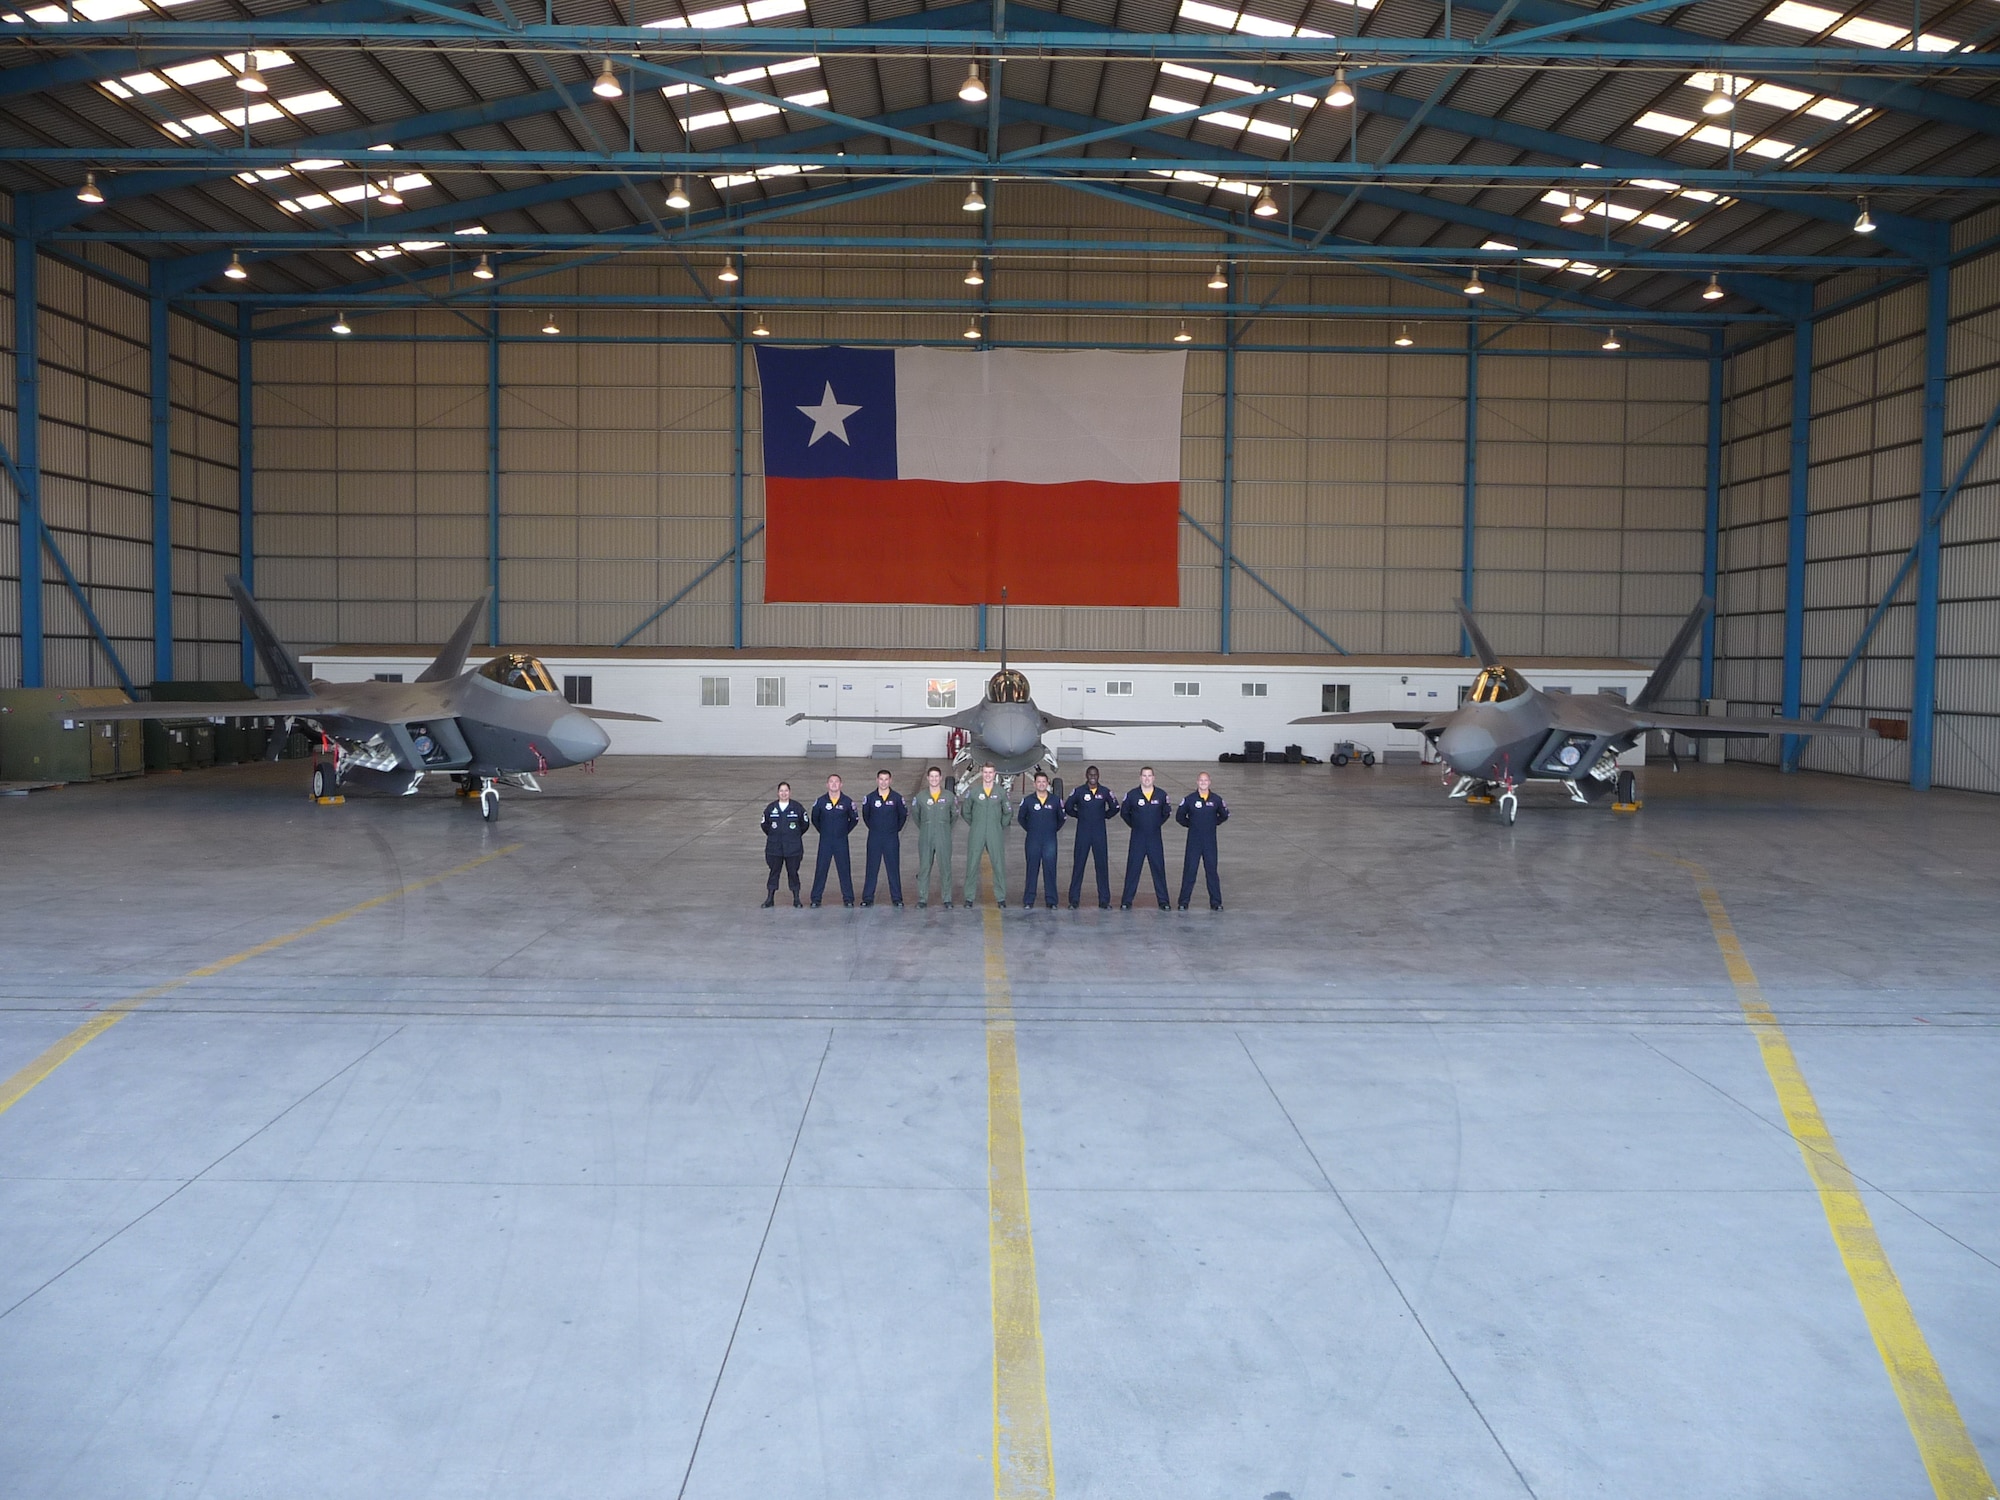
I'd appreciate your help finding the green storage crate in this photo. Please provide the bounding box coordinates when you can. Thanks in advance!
[139,680,263,771]
[0,687,146,782]
[213,721,248,764]
[187,721,217,768]
[144,719,193,770]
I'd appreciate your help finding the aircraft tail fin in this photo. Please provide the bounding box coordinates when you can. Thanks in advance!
[225,574,313,699]
[1456,599,1500,668]
[998,584,1009,669]
[1635,595,1714,709]
[415,591,492,683]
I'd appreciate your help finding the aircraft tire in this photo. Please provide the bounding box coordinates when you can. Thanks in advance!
[1498,793,1518,826]
[311,763,330,800]
[480,789,499,822]
[1616,769,1636,804]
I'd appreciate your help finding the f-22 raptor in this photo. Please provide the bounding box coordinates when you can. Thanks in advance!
[62,576,656,820]
[1291,596,1872,824]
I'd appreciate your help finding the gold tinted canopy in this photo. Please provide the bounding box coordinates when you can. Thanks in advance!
[1469,665,1530,704]
[478,653,559,693]
[986,668,1032,703]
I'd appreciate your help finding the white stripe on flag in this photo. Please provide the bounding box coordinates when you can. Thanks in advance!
[894,347,1187,485]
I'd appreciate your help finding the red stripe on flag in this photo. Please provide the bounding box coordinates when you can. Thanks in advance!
[764,478,1180,606]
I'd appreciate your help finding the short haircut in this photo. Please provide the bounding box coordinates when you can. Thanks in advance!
[828,772,842,782]
[1086,765,1100,776]
[982,762,996,772]
[927,765,942,776]
[1034,770,1049,781]
[1140,765,1155,775]
[777,781,790,792]
[875,768,891,778]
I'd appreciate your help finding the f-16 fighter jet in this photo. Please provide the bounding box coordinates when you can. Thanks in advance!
[1291,596,1871,824]
[59,576,655,821]
[786,592,1220,795]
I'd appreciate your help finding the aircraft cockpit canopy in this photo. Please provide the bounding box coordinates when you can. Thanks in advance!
[1468,665,1529,704]
[478,653,559,694]
[986,668,1032,704]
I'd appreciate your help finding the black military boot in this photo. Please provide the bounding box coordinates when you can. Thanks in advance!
[761,893,775,908]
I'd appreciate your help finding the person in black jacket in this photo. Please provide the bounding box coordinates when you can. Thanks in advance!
[810,773,860,907]
[760,781,808,907]
[1016,770,1067,908]
[1119,766,1174,910]
[1174,771,1231,911]
[860,768,908,908]
[1063,765,1119,910]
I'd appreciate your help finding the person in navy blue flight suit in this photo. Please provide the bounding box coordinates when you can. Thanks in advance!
[860,767,908,908]
[1175,770,1231,911]
[1119,766,1174,910]
[760,780,808,908]
[1063,764,1119,910]
[1016,770,1067,909]
[810,772,860,907]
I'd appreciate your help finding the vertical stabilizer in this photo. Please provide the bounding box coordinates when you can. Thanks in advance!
[225,574,313,699]
[415,591,492,683]
[999,585,1009,670]
[1635,595,1714,709]
[1456,599,1500,668]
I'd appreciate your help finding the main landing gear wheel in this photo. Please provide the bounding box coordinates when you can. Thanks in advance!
[310,762,332,800]
[1616,769,1637,805]
[1498,791,1518,826]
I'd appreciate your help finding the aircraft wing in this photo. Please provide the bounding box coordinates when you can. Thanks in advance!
[1290,710,1446,729]
[784,710,980,731]
[1041,714,1223,733]
[52,697,351,722]
[1613,707,1874,739]
[580,707,661,723]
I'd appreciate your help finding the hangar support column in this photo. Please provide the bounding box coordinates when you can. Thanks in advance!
[1459,317,1479,656]
[732,317,745,650]
[12,236,42,688]
[238,304,255,685]
[1910,261,1951,791]
[149,273,174,681]
[1780,317,1813,771]
[1701,331,1723,701]
[486,312,501,647]
[1219,262,1236,655]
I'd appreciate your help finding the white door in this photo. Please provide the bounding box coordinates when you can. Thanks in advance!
[876,679,902,757]
[808,676,837,749]
[1387,677,1456,757]
[836,678,870,757]
[1060,680,1091,744]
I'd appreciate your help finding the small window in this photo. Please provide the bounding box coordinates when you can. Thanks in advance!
[373,672,404,683]
[927,678,957,709]
[563,675,593,705]
[1240,682,1267,698]
[1321,683,1350,714]
[757,676,786,707]
[1106,681,1133,696]
[701,676,730,707]
[1174,681,1200,697]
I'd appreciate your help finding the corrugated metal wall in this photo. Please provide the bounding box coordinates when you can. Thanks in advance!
[252,184,1707,663]
[1717,250,2000,793]
[0,230,241,689]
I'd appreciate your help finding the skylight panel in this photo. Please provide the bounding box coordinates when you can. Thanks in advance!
[644,0,805,27]
[1482,239,1607,277]
[1148,168,1264,197]
[1684,71,1864,123]
[1148,94,1300,140]
[1633,109,1800,160]
[662,56,819,98]
[1179,0,1376,35]
[161,90,342,138]
[709,162,826,188]
[1537,190,1692,233]
[677,88,827,132]
[5,0,193,21]
[275,174,431,213]
[1761,0,1958,49]
[100,50,292,99]
[1156,62,1322,108]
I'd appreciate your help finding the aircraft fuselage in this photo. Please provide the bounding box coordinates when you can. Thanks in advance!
[1434,688,1633,797]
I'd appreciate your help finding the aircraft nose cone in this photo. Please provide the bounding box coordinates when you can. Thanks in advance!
[547,710,610,766]
[1438,720,1498,776]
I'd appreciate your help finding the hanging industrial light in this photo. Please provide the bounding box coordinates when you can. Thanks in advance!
[1602,329,1622,350]
[963,317,982,340]
[1702,76,1736,114]
[224,253,249,281]
[665,176,692,211]
[959,62,987,103]
[236,60,268,93]
[77,171,104,204]
[963,260,985,286]
[1854,196,1876,234]
[962,181,986,213]
[751,314,771,337]
[1253,188,1280,218]
[593,58,623,99]
[542,313,561,335]
[472,254,495,281]
[1702,272,1724,301]
[1463,267,1485,296]
[717,257,741,284]
[376,180,403,206]
[1208,263,1229,290]
[1326,67,1354,108]
[1173,321,1193,343]
[1393,323,1415,347]
[1559,193,1586,224]
[330,310,352,336]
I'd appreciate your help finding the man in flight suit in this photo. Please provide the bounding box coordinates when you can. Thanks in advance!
[760,780,807,907]
[1119,766,1174,910]
[910,765,958,908]
[1017,771,1067,909]
[960,763,1010,909]
[1175,771,1231,911]
[809,772,859,907]
[860,768,908,908]
[1063,765,1119,910]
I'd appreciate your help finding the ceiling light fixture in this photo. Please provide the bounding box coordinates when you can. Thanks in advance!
[1173,321,1193,343]
[962,182,986,213]
[224,253,248,281]
[751,314,770,337]
[963,317,982,340]
[665,176,691,210]
[1326,67,1354,108]
[236,61,268,93]
[1702,77,1735,114]
[964,260,985,286]
[1208,263,1229,290]
[1854,196,1876,234]
[1463,268,1485,296]
[330,310,352,336]
[1602,328,1622,350]
[77,171,104,204]
[376,181,403,206]
[1702,272,1724,301]
[1393,323,1414,347]
[959,62,987,103]
[472,254,494,281]
[1559,193,1586,224]
[717,257,741,284]
[542,313,560,335]
[593,58,623,99]
[1253,188,1280,218]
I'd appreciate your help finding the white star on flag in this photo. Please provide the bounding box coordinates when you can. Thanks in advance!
[796,381,862,446]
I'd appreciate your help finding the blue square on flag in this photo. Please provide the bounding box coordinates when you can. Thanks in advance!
[754,345,897,480]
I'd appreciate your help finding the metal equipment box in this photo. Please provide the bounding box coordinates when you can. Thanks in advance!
[0,687,145,782]
[138,681,264,770]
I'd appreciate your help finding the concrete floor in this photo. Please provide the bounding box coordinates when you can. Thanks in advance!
[1,754,1995,1499]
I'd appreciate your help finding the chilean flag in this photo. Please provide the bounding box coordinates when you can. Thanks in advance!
[755,345,1186,606]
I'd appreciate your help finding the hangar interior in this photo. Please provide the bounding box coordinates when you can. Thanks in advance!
[2,0,1999,1496]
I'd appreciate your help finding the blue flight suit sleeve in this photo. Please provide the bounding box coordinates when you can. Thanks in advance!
[894,792,908,833]
[1017,796,1032,831]
[1213,795,1230,824]
[809,797,825,832]
[844,796,860,833]
[1176,794,1193,828]
[1119,790,1138,827]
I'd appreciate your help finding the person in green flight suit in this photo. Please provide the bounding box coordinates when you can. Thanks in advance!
[959,762,1010,910]
[910,764,960,909]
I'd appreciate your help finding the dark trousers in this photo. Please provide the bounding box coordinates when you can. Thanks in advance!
[1022,838,1059,907]
[1178,838,1222,908]
[1121,835,1169,907]
[766,852,801,894]
[862,838,903,904]
[811,838,853,903]
[1068,830,1111,907]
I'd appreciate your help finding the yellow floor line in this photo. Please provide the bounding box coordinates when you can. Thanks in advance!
[1676,857,1997,1500]
[0,843,520,1123]
[982,905,1056,1500]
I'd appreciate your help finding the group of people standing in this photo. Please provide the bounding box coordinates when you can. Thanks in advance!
[759,764,1231,911]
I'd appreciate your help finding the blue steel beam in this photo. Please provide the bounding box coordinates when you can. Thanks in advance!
[1461,317,1479,657]
[0,434,136,694]
[1180,509,1347,654]
[237,302,255,685]
[616,523,765,647]
[1909,262,1951,790]
[148,274,173,680]
[1220,261,1236,654]
[14,237,44,688]
[1701,331,1722,700]
[1780,318,1813,771]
